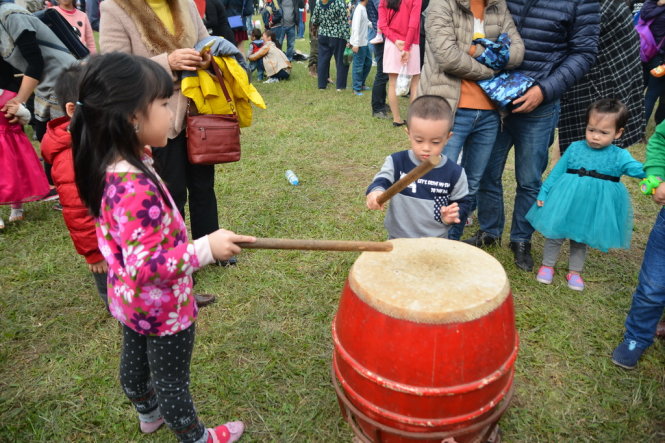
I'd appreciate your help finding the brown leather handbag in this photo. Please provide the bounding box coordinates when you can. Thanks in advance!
[186,60,241,165]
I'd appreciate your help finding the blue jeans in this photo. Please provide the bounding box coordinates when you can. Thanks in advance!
[317,35,349,90]
[298,10,305,38]
[623,208,665,348]
[352,46,372,91]
[277,25,296,61]
[476,100,560,242]
[367,27,376,61]
[443,108,500,240]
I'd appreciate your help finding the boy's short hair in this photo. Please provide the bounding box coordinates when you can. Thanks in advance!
[54,62,85,114]
[407,95,453,127]
[264,29,276,42]
[585,98,629,131]
[251,27,262,40]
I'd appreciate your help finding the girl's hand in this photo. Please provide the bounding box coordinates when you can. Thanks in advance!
[88,259,108,274]
[208,229,256,261]
[537,200,544,207]
[1,97,21,124]
[366,191,385,210]
[168,48,204,71]
[653,182,665,205]
[440,202,460,225]
[395,40,405,51]
[400,50,410,65]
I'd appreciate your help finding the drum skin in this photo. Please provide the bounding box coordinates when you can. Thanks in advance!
[332,241,519,442]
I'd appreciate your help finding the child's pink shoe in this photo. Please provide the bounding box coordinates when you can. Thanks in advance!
[566,272,584,291]
[207,421,244,443]
[139,417,164,434]
[536,265,554,284]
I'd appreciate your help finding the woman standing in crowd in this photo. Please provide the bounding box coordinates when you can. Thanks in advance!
[100,0,232,283]
[378,0,422,126]
[312,0,350,91]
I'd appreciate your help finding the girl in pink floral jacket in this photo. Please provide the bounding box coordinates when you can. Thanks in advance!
[71,53,253,443]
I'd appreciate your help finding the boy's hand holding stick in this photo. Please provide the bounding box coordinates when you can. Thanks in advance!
[373,155,441,207]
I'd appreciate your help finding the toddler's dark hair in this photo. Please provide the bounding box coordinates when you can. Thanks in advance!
[70,52,173,217]
[407,95,453,127]
[586,98,628,131]
[251,27,262,40]
[54,62,84,115]
[264,29,276,41]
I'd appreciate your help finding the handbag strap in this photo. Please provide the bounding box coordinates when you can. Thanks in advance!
[187,58,237,116]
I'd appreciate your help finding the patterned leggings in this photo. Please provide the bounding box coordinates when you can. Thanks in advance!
[120,324,206,442]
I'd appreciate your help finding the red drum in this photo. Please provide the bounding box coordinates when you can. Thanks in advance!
[332,238,518,442]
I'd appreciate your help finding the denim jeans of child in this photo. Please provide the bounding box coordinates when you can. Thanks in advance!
[443,108,500,240]
[623,207,665,348]
[352,46,372,92]
[476,100,560,242]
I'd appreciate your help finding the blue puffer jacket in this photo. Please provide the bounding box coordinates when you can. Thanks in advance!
[507,0,600,104]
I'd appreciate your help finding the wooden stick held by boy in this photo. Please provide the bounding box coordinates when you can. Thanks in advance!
[376,155,440,206]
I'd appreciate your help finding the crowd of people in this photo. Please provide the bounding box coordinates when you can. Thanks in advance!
[1,0,665,441]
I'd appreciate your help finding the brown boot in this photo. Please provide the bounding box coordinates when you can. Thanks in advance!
[656,320,665,339]
[194,293,216,308]
[308,64,317,77]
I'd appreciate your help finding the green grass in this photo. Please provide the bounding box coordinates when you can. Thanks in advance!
[1,37,665,442]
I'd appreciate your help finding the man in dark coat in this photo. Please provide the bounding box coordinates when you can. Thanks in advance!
[466,0,600,272]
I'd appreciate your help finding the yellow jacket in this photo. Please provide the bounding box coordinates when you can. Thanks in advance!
[181,55,266,128]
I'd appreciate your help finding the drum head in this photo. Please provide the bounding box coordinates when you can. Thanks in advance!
[348,238,510,324]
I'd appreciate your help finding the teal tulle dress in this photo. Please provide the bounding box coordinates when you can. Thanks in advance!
[526,140,645,252]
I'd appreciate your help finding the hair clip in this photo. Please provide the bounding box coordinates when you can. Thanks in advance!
[76,101,84,106]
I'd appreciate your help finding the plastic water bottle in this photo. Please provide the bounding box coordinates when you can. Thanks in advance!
[285,170,299,185]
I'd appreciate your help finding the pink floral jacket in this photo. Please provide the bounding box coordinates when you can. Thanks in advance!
[97,158,214,336]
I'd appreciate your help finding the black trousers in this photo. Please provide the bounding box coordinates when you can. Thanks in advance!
[317,35,349,90]
[371,42,388,114]
[120,324,206,442]
[152,132,219,240]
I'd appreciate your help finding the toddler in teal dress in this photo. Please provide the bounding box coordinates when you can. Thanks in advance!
[526,99,645,291]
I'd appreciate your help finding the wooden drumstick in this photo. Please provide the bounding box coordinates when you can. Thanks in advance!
[236,238,393,252]
[376,155,441,206]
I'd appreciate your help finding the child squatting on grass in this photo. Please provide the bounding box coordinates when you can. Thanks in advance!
[70,52,255,443]
[366,95,469,239]
[40,63,109,310]
[247,29,291,84]
[525,98,645,292]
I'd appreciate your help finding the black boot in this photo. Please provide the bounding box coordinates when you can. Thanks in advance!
[510,241,533,271]
[462,230,501,248]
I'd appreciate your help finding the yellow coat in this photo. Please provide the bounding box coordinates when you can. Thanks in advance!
[181,55,266,128]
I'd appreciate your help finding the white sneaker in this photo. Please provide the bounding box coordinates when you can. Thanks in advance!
[0,216,4,229]
[369,34,384,45]
[264,78,279,84]
[9,208,23,222]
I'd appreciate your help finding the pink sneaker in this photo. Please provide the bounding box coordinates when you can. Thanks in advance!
[369,33,384,45]
[536,265,554,284]
[566,272,584,291]
[207,421,244,443]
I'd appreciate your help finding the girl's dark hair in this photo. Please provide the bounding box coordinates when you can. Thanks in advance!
[585,98,629,131]
[386,0,402,11]
[70,52,174,217]
[54,62,84,114]
[264,29,276,41]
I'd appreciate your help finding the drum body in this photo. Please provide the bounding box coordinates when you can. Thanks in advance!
[332,238,518,442]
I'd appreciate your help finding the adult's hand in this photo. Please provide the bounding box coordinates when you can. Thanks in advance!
[168,48,204,71]
[512,85,544,114]
[1,97,22,124]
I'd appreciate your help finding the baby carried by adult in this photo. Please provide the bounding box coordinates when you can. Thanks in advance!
[526,98,645,291]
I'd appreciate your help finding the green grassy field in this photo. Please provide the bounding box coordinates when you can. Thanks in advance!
[1,37,664,442]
